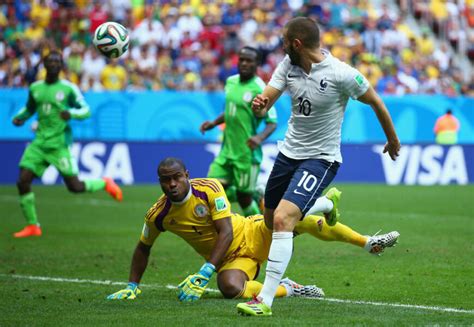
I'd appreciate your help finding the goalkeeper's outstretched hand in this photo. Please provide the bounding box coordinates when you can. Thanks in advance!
[178,262,215,302]
[107,282,141,300]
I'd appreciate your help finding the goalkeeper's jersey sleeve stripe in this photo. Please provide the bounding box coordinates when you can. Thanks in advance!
[191,179,220,193]
[191,185,209,202]
[154,198,172,232]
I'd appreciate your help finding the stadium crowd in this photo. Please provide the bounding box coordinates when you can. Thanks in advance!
[0,0,473,95]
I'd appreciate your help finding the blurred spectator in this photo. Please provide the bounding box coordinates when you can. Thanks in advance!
[433,109,460,144]
[89,2,108,34]
[101,59,127,90]
[0,0,471,94]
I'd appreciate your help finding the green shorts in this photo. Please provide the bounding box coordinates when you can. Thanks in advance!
[207,155,260,194]
[19,142,79,177]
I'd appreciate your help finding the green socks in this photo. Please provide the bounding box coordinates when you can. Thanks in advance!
[20,192,38,225]
[242,200,260,216]
[84,179,106,192]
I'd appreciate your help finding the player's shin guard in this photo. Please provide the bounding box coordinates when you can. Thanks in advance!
[258,232,293,307]
[242,200,260,216]
[20,192,38,225]
[84,179,106,192]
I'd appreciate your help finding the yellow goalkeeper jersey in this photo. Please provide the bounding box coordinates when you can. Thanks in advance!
[140,178,246,262]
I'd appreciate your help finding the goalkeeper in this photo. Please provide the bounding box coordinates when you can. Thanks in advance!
[107,157,399,301]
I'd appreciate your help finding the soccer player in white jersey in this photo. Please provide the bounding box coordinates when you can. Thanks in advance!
[237,17,401,316]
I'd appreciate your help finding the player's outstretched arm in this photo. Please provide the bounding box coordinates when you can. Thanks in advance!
[177,262,216,302]
[252,85,282,117]
[357,87,400,160]
[107,241,151,300]
[177,217,233,302]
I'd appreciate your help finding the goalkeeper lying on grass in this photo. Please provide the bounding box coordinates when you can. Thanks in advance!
[107,157,399,301]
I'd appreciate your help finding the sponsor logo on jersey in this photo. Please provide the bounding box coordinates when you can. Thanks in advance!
[319,77,328,92]
[56,91,65,101]
[215,196,228,211]
[354,75,365,87]
[243,91,253,102]
[194,204,209,217]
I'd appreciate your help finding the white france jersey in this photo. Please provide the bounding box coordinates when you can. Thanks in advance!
[268,50,370,163]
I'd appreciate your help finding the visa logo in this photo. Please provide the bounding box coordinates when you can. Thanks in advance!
[42,142,134,185]
[373,145,468,185]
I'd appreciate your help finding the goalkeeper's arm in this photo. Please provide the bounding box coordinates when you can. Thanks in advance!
[178,217,233,302]
[107,241,151,300]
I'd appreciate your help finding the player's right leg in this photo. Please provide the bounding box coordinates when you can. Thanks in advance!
[207,156,235,200]
[234,163,261,216]
[295,215,367,247]
[294,215,400,255]
[14,143,49,238]
[14,168,42,238]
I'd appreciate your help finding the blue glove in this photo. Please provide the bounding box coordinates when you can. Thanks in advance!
[177,262,216,302]
[107,282,141,300]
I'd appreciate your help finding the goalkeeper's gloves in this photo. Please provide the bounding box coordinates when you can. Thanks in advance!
[107,282,141,300]
[177,262,216,302]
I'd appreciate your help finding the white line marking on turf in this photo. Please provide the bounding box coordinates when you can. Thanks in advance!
[1,274,472,314]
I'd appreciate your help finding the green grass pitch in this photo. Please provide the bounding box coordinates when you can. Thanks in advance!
[1,184,473,326]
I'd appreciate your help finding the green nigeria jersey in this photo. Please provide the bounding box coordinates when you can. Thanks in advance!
[221,74,277,164]
[14,79,90,149]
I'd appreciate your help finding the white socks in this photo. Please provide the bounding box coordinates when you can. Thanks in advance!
[258,232,293,307]
[304,196,333,217]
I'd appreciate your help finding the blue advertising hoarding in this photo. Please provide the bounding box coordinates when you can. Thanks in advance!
[1,141,472,185]
[0,89,473,144]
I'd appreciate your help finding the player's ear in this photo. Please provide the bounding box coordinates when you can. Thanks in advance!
[185,170,190,179]
[293,38,302,50]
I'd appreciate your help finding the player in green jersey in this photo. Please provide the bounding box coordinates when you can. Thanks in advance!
[200,47,277,217]
[12,50,123,238]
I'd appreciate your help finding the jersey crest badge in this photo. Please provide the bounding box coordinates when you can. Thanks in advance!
[214,196,228,212]
[319,77,328,93]
[194,204,209,217]
[243,91,253,102]
[55,91,65,101]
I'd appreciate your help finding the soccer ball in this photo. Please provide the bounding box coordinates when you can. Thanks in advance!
[92,22,130,59]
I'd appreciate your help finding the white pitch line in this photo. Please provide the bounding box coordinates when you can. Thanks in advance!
[1,274,472,314]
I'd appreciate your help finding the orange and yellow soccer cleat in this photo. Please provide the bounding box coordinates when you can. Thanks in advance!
[13,224,42,238]
[103,177,123,202]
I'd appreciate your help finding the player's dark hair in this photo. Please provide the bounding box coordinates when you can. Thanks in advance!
[239,46,262,65]
[157,157,187,175]
[285,17,320,48]
[44,49,63,64]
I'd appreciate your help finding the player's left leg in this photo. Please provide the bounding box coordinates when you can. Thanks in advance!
[217,259,289,299]
[52,147,122,201]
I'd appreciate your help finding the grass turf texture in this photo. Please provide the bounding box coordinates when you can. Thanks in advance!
[0,184,473,326]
